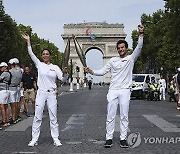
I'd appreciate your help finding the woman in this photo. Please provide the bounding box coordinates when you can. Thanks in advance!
[0,62,11,127]
[21,34,68,147]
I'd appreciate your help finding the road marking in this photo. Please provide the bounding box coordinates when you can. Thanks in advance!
[5,117,33,132]
[5,115,47,132]
[92,141,105,144]
[12,152,37,154]
[143,115,180,132]
[69,153,99,154]
[59,92,64,96]
[66,141,82,144]
[91,92,98,98]
[61,114,86,131]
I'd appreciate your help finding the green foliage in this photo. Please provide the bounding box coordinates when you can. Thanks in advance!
[132,0,180,75]
[0,1,64,71]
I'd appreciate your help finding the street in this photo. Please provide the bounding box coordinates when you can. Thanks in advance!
[0,85,180,154]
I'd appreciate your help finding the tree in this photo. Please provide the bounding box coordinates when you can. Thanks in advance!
[0,1,64,70]
[132,0,180,74]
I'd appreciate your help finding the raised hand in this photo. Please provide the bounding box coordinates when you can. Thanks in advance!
[21,33,30,40]
[21,34,31,46]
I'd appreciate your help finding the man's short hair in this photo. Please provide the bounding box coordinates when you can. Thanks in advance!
[116,40,128,49]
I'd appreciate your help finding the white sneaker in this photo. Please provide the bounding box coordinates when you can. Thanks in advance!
[28,140,38,147]
[53,139,62,146]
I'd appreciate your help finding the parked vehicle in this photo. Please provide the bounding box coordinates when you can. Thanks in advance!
[131,74,160,99]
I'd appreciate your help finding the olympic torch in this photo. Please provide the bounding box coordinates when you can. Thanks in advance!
[72,35,87,67]
[62,37,70,68]
[73,35,87,87]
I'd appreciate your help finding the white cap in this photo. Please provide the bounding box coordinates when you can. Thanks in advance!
[177,67,180,72]
[8,58,16,64]
[13,58,19,64]
[8,58,19,64]
[0,62,8,67]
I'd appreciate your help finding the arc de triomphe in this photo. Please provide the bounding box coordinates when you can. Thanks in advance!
[61,22,126,83]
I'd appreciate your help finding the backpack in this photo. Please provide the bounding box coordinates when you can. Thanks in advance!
[177,72,180,86]
[7,71,12,85]
[0,71,12,85]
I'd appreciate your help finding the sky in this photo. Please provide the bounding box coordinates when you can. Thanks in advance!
[3,0,165,82]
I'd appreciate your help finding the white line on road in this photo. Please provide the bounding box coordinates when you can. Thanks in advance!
[5,115,47,132]
[66,141,82,144]
[5,117,33,132]
[61,114,86,132]
[143,115,180,132]
[69,153,99,154]
[12,152,37,154]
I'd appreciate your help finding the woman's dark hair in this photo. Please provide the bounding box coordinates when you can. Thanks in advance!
[116,40,128,49]
[41,48,52,55]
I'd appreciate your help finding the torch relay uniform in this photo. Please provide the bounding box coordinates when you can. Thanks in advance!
[93,36,143,141]
[27,46,68,145]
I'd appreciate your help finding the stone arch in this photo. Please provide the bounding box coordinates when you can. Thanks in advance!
[84,46,104,57]
[62,22,126,83]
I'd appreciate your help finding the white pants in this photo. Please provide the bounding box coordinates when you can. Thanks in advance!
[31,89,59,141]
[106,89,131,140]
[160,87,166,100]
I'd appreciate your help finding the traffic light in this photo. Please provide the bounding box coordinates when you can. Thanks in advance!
[76,66,80,72]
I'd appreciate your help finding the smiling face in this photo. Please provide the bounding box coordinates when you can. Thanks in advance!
[117,43,128,58]
[0,66,7,72]
[24,66,30,74]
[41,49,51,64]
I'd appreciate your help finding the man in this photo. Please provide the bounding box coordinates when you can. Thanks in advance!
[148,76,161,101]
[8,58,23,124]
[88,80,92,90]
[20,65,37,116]
[174,67,180,109]
[85,24,144,148]
[159,75,166,101]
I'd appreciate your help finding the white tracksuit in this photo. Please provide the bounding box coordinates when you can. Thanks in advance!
[159,78,166,100]
[28,46,68,141]
[93,36,143,140]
